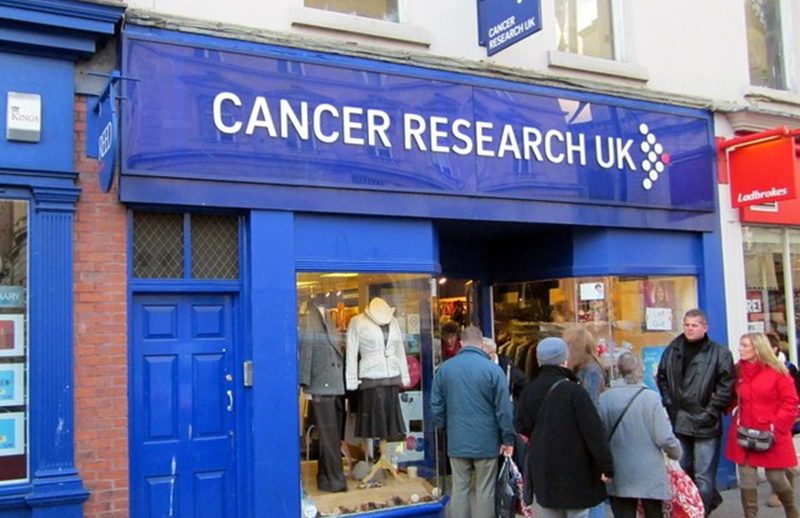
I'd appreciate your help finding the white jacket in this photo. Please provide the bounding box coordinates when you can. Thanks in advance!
[345,313,410,391]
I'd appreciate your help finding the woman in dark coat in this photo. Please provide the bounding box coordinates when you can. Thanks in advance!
[515,337,614,514]
[725,332,798,518]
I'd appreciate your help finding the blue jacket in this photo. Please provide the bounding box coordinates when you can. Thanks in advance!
[431,346,515,458]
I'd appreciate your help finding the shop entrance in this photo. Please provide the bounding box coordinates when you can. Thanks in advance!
[130,293,239,518]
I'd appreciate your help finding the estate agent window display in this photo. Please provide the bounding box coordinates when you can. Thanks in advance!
[297,273,440,516]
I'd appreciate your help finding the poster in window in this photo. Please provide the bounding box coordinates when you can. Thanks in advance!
[0,315,23,357]
[0,412,24,456]
[579,282,605,301]
[646,307,674,331]
[642,346,667,391]
[644,281,674,331]
[0,364,23,406]
[644,281,675,309]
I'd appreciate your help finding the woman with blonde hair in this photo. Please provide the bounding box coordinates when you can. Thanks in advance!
[725,332,799,518]
[563,324,606,405]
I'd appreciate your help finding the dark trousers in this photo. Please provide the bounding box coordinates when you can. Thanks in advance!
[609,496,664,518]
[310,395,346,492]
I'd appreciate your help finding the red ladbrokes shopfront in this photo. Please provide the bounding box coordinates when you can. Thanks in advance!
[720,128,800,364]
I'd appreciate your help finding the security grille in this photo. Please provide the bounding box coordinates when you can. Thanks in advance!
[191,214,239,279]
[132,212,184,278]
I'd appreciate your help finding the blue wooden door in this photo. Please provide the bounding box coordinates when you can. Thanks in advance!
[131,294,238,518]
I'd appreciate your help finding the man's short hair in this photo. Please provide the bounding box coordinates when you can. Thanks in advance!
[461,325,483,347]
[683,308,708,325]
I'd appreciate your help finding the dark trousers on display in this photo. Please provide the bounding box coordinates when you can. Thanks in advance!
[310,395,347,492]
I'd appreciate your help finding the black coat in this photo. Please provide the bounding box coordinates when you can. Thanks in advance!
[515,365,614,509]
[656,333,734,438]
[498,354,528,402]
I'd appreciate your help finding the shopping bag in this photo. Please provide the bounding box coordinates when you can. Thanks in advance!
[665,459,704,518]
[508,456,533,518]
[495,456,533,518]
[495,456,516,518]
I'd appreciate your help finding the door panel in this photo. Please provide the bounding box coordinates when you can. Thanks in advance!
[132,294,237,518]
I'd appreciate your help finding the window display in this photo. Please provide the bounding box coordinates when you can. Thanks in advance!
[742,226,800,362]
[297,273,440,516]
[493,275,697,388]
[0,201,27,483]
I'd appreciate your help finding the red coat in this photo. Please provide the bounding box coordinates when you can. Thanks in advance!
[725,360,799,468]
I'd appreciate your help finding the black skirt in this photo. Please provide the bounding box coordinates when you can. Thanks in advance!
[354,384,406,441]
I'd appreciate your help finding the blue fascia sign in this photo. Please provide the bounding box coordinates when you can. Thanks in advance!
[87,72,119,193]
[122,37,716,213]
[477,0,542,56]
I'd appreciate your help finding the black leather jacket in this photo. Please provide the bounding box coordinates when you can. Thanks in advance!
[656,334,734,438]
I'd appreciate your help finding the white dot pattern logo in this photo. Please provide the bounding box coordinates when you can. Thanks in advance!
[638,123,670,190]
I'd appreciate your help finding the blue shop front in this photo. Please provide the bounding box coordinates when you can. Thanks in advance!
[119,25,729,518]
[0,1,123,517]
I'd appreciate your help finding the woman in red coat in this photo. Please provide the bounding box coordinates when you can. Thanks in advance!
[725,332,799,518]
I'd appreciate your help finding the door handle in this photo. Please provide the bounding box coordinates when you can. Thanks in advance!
[226,389,234,412]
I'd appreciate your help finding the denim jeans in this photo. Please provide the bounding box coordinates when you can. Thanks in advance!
[676,434,722,516]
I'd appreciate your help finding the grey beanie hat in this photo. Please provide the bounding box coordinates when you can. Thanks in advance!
[537,337,569,366]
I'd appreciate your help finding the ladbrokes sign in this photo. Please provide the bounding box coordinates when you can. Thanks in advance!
[728,135,797,208]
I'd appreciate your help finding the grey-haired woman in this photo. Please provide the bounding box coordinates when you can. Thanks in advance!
[598,352,682,518]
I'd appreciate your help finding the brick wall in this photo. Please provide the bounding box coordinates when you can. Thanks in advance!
[73,95,130,517]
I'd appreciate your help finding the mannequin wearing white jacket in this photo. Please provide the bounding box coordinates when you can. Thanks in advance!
[345,297,410,442]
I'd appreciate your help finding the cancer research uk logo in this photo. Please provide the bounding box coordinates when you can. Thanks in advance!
[638,123,671,191]
[213,92,673,193]
[558,99,671,191]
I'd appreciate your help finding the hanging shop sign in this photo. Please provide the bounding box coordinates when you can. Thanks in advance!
[477,0,542,56]
[723,130,797,208]
[87,73,119,193]
[121,36,716,212]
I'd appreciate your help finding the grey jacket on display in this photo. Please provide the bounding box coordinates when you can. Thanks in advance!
[598,383,683,500]
[299,302,345,396]
[345,312,410,391]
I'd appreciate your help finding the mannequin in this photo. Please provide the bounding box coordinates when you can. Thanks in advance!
[345,297,410,482]
[299,294,347,493]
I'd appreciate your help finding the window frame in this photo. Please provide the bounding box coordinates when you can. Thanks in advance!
[746,0,797,91]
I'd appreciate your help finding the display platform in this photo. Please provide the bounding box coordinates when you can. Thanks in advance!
[302,460,438,516]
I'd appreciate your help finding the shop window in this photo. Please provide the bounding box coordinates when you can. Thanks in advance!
[304,0,399,22]
[492,275,697,384]
[741,226,800,353]
[555,0,616,60]
[745,0,789,90]
[133,212,240,280]
[296,272,440,516]
[0,201,28,483]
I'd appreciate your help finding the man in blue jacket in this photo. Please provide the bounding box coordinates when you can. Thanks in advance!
[432,325,515,518]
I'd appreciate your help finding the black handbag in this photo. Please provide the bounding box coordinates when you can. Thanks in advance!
[735,394,775,452]
[736,425,774,452]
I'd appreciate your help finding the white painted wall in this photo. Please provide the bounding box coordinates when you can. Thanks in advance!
[118,0,800,110]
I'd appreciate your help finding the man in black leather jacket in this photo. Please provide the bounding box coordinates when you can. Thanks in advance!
[656,308,734,516]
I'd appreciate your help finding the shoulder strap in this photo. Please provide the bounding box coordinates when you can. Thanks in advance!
[608,387,646,440]
[537,378,568,422]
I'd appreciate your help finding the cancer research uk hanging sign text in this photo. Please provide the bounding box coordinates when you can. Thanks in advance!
[477,0,542,55]
[122,38,716,212]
